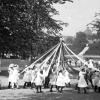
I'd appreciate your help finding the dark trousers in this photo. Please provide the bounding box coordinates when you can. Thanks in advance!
[44,77,50,88]
[8,82,11,88]
[94,86,100,92]
[57,86,63,92]
[31,83,36,88]
[36,85,42,92]
[50,85,57,92]
[50,85,54,92]
[89,79,94,87]
[98,87,100,92]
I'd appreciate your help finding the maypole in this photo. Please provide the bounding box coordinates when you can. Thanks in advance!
[21,43,59,73]
[44,42,61,77]
[39,43,61,76]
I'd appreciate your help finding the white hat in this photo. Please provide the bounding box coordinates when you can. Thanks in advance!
[9,63,14,68]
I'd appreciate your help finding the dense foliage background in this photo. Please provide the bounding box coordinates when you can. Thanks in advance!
[0,0,73,60]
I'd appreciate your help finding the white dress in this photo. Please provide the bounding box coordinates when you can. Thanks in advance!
[23,70,32,82]
[64,70,70,84]
[56,73,65,87]
[92,76,99,86]
[49,71,57,85]
[31,70,36,83]
[97,79,100,87]
[78,71,88,88]
[11,68,19,83]
[34,72,44,86]
[8,68,14,82]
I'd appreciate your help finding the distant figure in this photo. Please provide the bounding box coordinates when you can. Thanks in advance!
[88,59,94,69]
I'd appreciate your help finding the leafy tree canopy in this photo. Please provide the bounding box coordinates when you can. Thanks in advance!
[0,0,73,59]
[73,32,88,51]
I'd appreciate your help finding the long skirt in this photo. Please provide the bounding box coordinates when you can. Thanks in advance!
[78,76,88,88]
[56,76,65,87]
[34,76,44,86]
[49,76,57,85]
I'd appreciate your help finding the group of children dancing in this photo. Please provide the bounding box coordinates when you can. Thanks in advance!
[4,60,100,94]
[7,63,71,93]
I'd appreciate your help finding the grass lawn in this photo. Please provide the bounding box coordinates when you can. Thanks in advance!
[0,74,100,100]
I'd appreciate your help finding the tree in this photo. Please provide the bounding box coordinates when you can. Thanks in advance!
[0,0,73,59]
[64,36,74,45]
[88,13,100,39]
[73,32,88,51]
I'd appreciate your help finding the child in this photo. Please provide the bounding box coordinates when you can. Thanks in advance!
[23,68,32,88]
[92,71,100,92]
[78,68,88,93]
[34,70,45,93]
[11,64,19,89]
[63,70,71,87]
[56,70,65,93]
[8,63,14,88]
[49,68,57,92]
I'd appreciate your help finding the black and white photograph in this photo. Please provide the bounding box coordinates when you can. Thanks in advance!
[0,0,100,100]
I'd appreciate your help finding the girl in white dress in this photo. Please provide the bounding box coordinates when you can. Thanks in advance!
[56,70,65,92]
[8,63,14,88]
[78,68,88,93]
[63,70,71,87]
[31,69,37,88]
[11,64,19,89]
[49,68,57,92]
[23,68,32,88]
[34,70,45,93]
